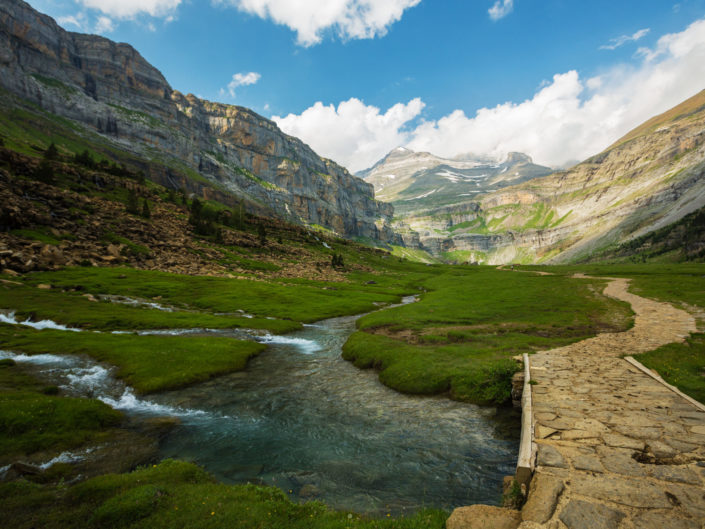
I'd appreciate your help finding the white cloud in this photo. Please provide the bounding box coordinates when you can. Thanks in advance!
[600,28,650,50]
[214,0,421,46]
[94,15,115,33]
[57,11,114,33]
[275,18,705,171]
[273,98,425,171]
[488,0,513,21]
[57,13,86,28]
[407,18,705,167]
[225,72,261,97]
[79,0,181,18]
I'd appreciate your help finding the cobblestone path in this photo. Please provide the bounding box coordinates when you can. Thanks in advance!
[519,276,705,529]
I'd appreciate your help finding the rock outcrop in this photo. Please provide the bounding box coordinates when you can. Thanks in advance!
[0,0,400,243]
[389,90,705,263]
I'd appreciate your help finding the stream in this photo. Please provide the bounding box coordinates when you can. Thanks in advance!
[1,298,520,515]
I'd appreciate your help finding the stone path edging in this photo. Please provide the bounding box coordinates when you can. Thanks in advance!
[519,275,704,529]
[516,352,535,488]
[449,270,705,529]
[624,356,705,413]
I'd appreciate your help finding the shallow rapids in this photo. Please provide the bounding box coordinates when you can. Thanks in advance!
[1,297,519,515]
[151,313,520,515]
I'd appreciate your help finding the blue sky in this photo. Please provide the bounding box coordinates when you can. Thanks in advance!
[27,0,705,171]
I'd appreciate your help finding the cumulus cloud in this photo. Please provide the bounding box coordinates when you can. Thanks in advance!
[79,0,181,18]
[276,19,705,171]
[57,13,87,29]
[600,28,650,50]
[57,11,114,33]
[409,18,705,166]
[94,15,115,33]
[223,72,261,97]
[214,0,421,46]
[488,0,513,21]
[273,98,425,171]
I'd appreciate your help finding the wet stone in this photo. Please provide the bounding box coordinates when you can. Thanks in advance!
[572,455,603,473]
[632,511,700,529]
[558,499,626,529]
[571,475,672,508]
[521,475,564,524]
[667,484,705,518]
[597,450,645,477]
[536,444,567,469]
[649,466,702,485]
[447,505,521,529]
[602,433,645,450]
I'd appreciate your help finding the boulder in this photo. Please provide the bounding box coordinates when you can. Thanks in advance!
[447,505,521,529]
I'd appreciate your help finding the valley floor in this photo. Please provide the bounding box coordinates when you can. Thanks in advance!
[2,143,705,528]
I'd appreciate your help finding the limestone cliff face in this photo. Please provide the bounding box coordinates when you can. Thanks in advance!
[0,0,399,243]
[401,90,705,263]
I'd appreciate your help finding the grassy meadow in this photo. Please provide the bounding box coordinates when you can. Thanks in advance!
[518,263,705,402]
[344,267,634,404]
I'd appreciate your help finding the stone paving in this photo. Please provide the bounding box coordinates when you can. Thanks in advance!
[519,277,705,529]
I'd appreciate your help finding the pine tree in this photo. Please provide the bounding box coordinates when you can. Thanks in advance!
[34,160,54,184]
[257,223,267,246]
[141,199,151,219]
[126,189,139,214]
[44,142,58,160]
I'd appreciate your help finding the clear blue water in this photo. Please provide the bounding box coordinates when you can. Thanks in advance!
[1,302,520,515]
[150,313,520,515]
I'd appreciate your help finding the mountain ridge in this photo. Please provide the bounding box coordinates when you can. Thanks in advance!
[0,0,400,244]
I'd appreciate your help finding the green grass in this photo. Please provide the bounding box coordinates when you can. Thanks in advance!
[24,267,405,323]
[439,250,487,264]
[522,263,705,310]
[637,333,705,404]
[0,280,299,333]
[343,267,634,404]
[10,228,64,245]
[518,263,705,401]
[389,245,438,264]
[0,326,266,394]
[30,74,77,95]
[0,460,447,529]
[101,232,152,257]
[0,361,122,461]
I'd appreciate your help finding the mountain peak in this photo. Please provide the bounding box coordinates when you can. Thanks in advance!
[503,152,533,165]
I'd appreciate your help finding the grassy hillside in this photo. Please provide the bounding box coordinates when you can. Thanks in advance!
[607,89,705,149]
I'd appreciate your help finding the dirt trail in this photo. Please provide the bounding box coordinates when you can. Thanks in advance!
[518,275,705,528]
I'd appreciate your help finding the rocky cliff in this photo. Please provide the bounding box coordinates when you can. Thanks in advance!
[0,0,399,243]
[386,91,705,264]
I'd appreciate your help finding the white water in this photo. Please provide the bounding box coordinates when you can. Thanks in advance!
[0,350,205,418]
[255,333,322,354]
[39,448,95,470]
[101,295,175,312]
[0,312,81,332]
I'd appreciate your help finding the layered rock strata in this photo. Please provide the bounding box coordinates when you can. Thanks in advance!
[0,0,399,243]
